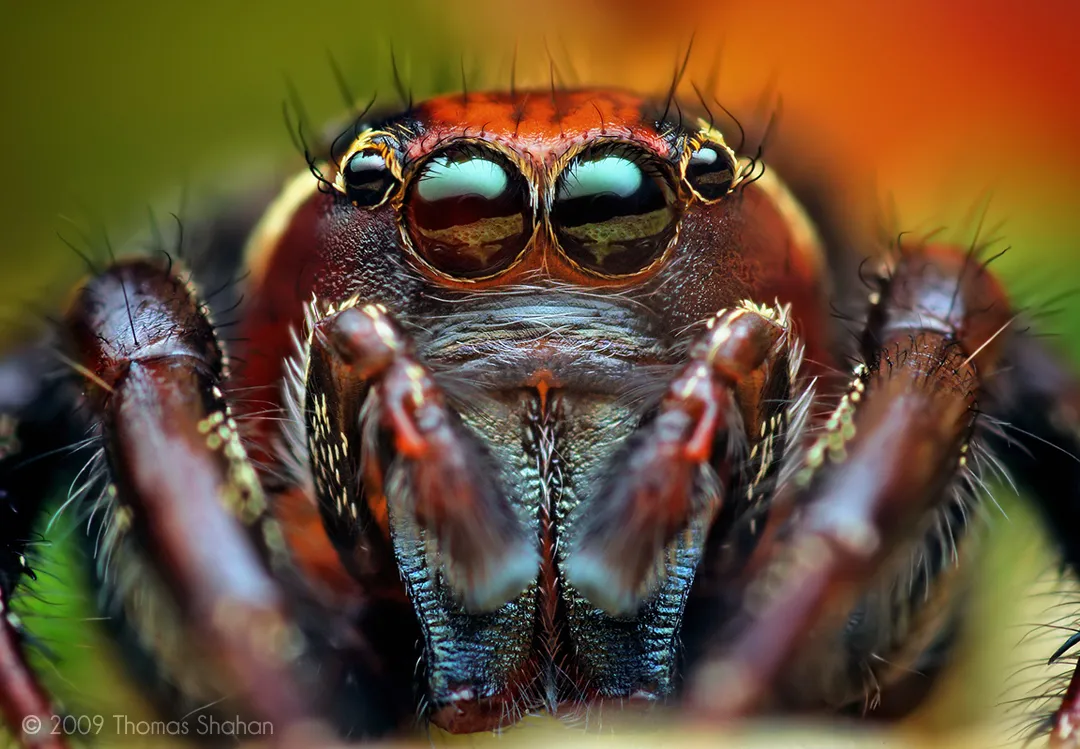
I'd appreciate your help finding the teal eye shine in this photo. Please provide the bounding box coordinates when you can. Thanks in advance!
[556,155,644,202]
[551,145,679,277]
[342,150,396,207]
[417,156,509,202]
[405,145,534,279]
[684,144,737,202]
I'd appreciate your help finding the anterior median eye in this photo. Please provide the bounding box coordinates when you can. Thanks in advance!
[405,146,534,279]
[551,146,678,276]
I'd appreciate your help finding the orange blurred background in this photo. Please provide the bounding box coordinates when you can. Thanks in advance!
[504,0,1080,312]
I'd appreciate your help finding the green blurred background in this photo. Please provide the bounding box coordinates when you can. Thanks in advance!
[2,1,1079,746]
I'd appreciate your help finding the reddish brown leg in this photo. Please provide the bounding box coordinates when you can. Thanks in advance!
[0,349,77,749]
[685,244,1012,719]
[310,302,538,614]
[0,625,60,749]
[564,302,800,616]
[62,259,333,745]
[0,556,67,749]
[991,331,1080,747]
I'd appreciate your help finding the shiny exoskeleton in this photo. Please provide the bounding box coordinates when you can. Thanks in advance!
[4,88,1080,748]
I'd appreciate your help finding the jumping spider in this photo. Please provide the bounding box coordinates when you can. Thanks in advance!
[2,87,1079,748]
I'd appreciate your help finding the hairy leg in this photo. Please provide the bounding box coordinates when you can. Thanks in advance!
[0,347,77,749]
[990,331,1080,747]
[52,258,381,744]
[684,243,1012,718]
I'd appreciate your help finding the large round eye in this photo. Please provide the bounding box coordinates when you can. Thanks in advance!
[684,144,737,202]
[551,146,678,276]
[342,149,396,207]
[404,146,534,279]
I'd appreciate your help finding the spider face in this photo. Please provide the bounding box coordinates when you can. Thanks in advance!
[234,90,836,731]
[3,85,1080,749]
[242,90,831,370]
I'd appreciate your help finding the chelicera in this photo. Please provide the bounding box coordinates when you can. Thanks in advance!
[3,87,1080,748]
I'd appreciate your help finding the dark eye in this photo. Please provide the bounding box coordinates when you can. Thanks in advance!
[551,146,678,276]
[685,145,737,202]
[342,150,396,207]
[404,147,534,279]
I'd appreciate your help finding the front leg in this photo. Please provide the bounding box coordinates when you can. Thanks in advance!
[988,331,1080,747]
[47,258,369,745]
[685,243,1012,718]
[0,348,75,749]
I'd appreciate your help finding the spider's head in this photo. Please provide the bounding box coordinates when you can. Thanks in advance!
[247,88,829,334]
[240,89,831,732]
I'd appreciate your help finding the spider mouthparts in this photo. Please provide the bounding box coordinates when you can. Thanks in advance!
[401,417,540,613]
[428,685,516,734]
[563,549,646,617]
[452,542,540,614]
[563,383,729,617]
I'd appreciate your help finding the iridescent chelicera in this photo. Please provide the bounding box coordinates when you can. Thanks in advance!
[4,87,1080,748]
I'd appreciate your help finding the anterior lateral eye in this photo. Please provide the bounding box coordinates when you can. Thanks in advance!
[551,145,679,276]
[685,145,737,202]
[342,150,396,207]
[405,146,534,279]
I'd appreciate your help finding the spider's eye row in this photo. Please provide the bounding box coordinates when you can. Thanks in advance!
[551,146,678,277]
[404,146,534,279]
[684,143,738,202]
[342,149,396,207]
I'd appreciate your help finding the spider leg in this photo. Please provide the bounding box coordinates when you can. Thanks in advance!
[989,331,1080,747]
[564,302,800,616]
[59,258,341,743]
[1,347,76,748]
[685,243,1012,719]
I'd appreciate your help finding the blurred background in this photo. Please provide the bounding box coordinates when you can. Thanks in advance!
[2,1,1079,746]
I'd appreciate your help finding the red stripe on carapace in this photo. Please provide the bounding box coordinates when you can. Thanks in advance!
[397,89,676,164]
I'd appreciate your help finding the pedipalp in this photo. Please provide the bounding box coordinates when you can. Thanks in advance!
[565,301,800,616]
[306,300,539,613]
